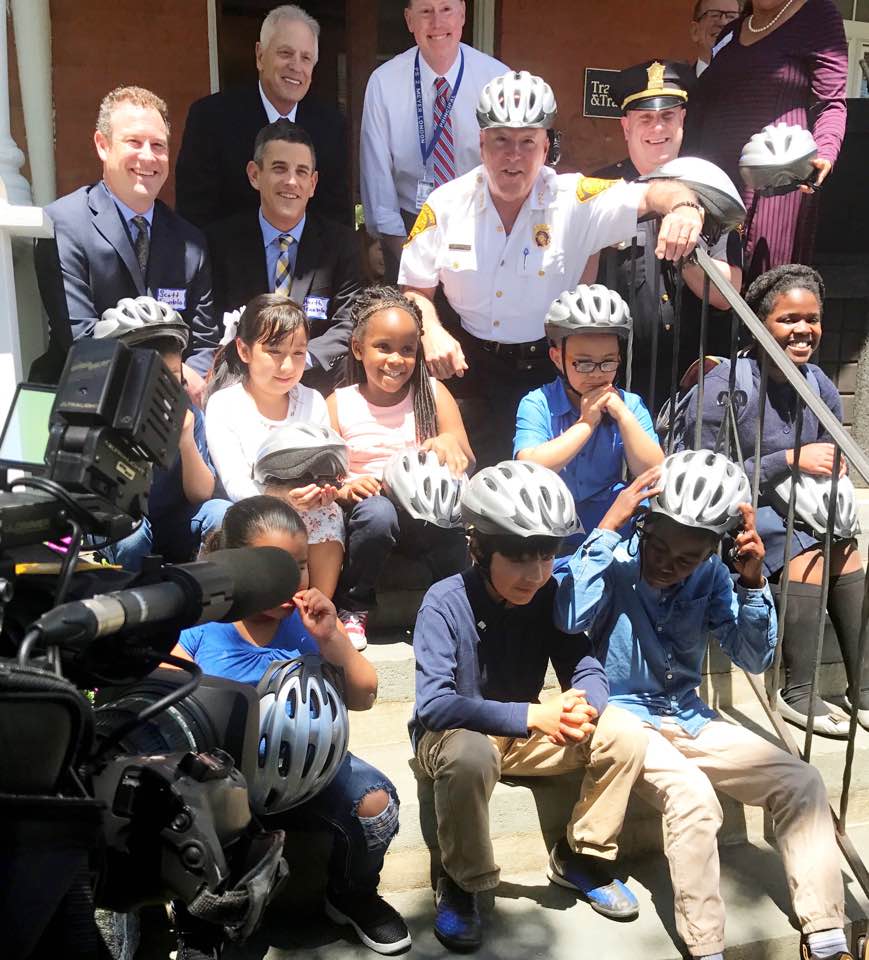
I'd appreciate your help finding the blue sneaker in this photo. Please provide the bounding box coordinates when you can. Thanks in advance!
[547,839,639,919]
[434,874,482,952]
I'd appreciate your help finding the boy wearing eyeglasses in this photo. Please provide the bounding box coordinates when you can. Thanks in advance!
[513,283,663,551]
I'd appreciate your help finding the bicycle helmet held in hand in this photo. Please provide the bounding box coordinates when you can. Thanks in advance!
[651,449,750,535]
[381,448,466,529]
[771,472,860,541]
[477,71,557,130]
[738,123,818,195]
[251,656,349,816]
[461,460,578,538]
[94,296,190,349]
[544,284,632,342]
[253,423,348,487]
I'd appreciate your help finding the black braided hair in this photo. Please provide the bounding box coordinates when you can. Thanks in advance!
[744,264,825,324]
[344,284,438,443]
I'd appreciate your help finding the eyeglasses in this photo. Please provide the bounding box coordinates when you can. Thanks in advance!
[570,359,620,374]
[695,9,740,22]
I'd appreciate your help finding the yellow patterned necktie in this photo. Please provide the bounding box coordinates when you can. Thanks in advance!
[274,234,294,295]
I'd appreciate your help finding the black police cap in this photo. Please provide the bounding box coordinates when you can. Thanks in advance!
[613,60,693,114]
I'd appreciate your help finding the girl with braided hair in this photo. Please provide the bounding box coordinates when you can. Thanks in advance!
[326,285,474,649]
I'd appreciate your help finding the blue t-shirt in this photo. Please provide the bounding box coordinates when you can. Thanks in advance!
[178,612,319,686]
[514,377,658,544]
[149,405,215,523]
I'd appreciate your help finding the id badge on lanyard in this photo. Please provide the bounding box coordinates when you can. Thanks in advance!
[414,48,464,209]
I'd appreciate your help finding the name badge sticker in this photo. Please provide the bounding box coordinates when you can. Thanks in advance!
[304,295,330,321]
[157,288,187,310]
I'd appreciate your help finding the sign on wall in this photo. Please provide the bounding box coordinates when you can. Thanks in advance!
[583,68,621,119]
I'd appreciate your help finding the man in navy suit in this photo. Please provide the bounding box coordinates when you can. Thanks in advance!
[33,85,216,401]
[175,4,352,230]
[206,120,363,396]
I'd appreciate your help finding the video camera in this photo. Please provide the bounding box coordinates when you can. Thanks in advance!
[0,339,295,960]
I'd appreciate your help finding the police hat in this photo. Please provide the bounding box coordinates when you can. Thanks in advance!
[614,60,693,113]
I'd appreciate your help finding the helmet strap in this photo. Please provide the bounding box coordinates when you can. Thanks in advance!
[560,337,581,398]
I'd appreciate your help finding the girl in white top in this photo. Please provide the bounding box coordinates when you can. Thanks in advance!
[326,285,474,649]
[205,294,344,597]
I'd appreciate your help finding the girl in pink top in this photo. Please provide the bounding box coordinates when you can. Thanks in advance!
[326,286,474,648]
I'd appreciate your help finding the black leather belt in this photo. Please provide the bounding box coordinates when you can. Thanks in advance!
[477,336,550,369]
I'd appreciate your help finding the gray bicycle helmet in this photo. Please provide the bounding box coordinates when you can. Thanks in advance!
[251,656,349,816]
[253,423,348,486]
[477,71,557,130]
[639,156,746,234]
[651,449,750,535]
[771,472,860,541]
[461,460,578,538]
[544,284,632,341]
[738,123,818,193]
[94,295,190,349]
[381,448,466,529]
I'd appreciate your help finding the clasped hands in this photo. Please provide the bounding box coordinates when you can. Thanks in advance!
[527,689,598,746]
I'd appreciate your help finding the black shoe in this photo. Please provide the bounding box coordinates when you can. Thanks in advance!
[325,891,411,955]
[434,874,482,952]
[547,838,639,920]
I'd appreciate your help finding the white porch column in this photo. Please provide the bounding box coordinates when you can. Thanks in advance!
[473,0,497,56]
[10,0,54,205]
[0,1,30,205]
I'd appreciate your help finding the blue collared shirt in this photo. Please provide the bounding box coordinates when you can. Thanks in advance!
[553,527,777,735]
[259,209,305,293]
[514,377,659,545]
[102,180,153,245]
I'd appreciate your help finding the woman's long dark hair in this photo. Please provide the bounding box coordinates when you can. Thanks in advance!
[343,284,438,443]
[205,293,310,401]
[202,495,306,554]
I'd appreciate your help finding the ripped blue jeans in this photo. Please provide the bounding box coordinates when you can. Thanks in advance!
[271,752,399,896]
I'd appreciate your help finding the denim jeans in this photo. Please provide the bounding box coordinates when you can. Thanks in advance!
[335,495,468,611]
[270,751,399,897]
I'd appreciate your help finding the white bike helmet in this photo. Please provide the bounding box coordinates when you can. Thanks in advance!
[771,472,860,541]
[94,296,190,349]
[381,448,466,529]
[639,156,746,234]
[544,284,632,341]
[477,71,557,130]
[461,460,578,538]
[253,423,348,486]
[739,123,818,193]
[251,657,349,817]
[651,449,750,535]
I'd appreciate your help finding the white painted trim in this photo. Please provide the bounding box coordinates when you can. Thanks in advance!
[473,0,496,56]
[844,20,869,97]
[207,0,220,93]
[0,2,29,205]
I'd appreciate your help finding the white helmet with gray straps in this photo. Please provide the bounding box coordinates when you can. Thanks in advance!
[651,449,750,535]
[544,284,632,341]
[94,295,189,350]
[738,123,818,193]
[381,448,466,529]
[772,472,860,541]
[477,70,557,130]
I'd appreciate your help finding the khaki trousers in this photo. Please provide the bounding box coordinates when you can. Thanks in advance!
[415,705,648,892]
[636,719,844,957]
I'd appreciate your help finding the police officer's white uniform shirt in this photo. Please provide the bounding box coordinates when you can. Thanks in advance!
[398,164,644,344]
[361,43,508,239]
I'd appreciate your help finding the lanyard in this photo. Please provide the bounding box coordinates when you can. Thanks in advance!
[414,48,464,168]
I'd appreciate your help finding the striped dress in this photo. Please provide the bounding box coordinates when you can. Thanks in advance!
[687,0,848,283]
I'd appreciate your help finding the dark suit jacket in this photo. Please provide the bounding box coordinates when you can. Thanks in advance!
[175,85,352,230]
[33,182,216,383]
[206,209,363,394]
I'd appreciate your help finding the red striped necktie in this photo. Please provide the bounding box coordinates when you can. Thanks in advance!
[432,76,456,187]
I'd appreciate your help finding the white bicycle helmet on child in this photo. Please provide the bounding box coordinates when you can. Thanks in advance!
[544,284,632,342]
[461,460,578,538]
[651,449,750,535]
[253,423,348,487]
[477,71,557,129]
[250,656,349,817]
[94,295,190,349]
[738,123,818,194]
[771,472,860,541]
[381,448,466,529]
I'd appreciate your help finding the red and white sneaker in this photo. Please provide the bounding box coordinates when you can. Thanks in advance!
[339,609,369,651]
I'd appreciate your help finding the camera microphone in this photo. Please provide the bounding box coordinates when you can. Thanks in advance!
[32,546,300,647]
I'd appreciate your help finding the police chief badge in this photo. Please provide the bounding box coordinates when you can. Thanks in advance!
[405,203,437,246]
[533,224,551,249]
[647,60,666,91]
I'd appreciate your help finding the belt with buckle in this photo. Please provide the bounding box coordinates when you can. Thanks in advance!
[478,337,549,369]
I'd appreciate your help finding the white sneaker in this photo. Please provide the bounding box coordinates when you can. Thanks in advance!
[339,609,369,651]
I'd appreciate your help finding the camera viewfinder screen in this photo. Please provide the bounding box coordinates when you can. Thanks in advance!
[0,384,55,470]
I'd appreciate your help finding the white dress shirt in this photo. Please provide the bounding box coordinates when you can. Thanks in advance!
[361,43,508,239]
[696,58,709,76]
[259,82,299,123]
[399,165,644,344]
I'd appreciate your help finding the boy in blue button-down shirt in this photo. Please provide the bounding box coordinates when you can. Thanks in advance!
[555,450,849,960]
[514,283,662,552]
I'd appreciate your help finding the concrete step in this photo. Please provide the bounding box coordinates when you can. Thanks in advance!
[349,697,869,895]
